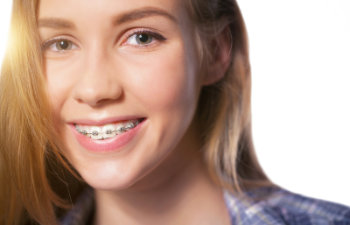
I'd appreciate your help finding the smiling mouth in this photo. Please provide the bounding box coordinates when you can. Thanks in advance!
[74,118,144,140]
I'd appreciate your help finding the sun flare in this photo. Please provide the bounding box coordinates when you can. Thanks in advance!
[0,2,13,70]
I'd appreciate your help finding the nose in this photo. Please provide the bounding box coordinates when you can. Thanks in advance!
[73,52,123,107]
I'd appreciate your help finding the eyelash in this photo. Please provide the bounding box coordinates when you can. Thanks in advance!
[41,29,166,52]
[41,37,77,52]
[124,29,166,47]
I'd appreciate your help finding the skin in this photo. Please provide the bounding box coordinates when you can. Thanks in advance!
[39,0,231,224]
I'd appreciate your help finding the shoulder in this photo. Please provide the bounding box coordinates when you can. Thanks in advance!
[224,186,350,225]
[60,188,95,225]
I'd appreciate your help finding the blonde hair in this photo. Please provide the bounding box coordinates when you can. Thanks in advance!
[188,0,272,191]
[0,1,71,224]
[0,0,271,224]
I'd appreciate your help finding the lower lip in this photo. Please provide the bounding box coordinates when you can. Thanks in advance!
[70,120,145,152]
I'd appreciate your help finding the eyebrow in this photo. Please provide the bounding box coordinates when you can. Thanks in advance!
[38,18,75,29]
[113,7,177,25]
[38,7,177,29]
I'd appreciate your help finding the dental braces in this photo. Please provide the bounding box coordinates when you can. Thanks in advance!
[77,121,139,136]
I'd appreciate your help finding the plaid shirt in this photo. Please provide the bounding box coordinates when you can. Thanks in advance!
[224,187,350,225]
[61,187,350,225]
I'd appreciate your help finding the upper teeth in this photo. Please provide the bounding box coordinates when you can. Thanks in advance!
[75,120,140,140]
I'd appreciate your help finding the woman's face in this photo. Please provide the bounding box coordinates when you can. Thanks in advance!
[39,0,206,190]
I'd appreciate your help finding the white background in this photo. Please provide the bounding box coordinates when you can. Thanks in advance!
[237,0,350,206]
[1,1,349,206]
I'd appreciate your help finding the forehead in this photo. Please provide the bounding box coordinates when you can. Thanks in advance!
[38,0,186,21]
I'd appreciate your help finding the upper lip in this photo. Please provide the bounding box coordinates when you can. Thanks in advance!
[68,116,145,126]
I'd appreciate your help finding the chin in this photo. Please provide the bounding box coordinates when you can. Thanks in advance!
[81,168,140,191]
[77,155,158,191]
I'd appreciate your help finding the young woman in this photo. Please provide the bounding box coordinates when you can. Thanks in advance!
[1,0,349,225]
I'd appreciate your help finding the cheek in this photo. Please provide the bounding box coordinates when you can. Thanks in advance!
[45,59,78,116]
[121,43,199,112]
[45,56,89,131]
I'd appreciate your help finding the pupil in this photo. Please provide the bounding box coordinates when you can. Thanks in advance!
[58,40,69,50]
[137,34,150,43]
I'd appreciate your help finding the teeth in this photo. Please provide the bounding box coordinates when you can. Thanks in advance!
[90,126,103,140]
[125,121,136,129]
[75,119,140,140]
[115,124,125,135]
[101,124,115,139]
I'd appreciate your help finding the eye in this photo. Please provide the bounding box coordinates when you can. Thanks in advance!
[54,40,73,51]
[128,33,153,45]
[42,38,78,52]
[125,30,166,47]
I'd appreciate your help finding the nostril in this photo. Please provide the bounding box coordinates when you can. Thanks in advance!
[76,92,124,107]
[95,94,124,106]
[73,75,124,107]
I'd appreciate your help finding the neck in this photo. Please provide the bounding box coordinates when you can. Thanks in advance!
[93,154,231,225]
